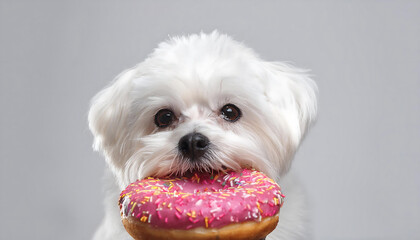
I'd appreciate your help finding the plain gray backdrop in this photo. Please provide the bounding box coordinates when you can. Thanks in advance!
[1,1,419,239]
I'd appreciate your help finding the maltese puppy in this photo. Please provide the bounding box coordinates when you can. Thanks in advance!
[89,31,317,240]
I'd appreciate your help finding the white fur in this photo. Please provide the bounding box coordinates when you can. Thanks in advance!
[89,31,317,240]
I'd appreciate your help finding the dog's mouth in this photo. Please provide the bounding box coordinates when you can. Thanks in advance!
[160,164,229,179]
[152,163,257,180]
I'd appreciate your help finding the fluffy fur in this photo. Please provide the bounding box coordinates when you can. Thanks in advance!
[89,31,317,240]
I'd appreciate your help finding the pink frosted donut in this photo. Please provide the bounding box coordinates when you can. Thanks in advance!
[119,169,285,240]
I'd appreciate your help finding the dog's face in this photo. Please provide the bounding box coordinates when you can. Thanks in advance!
[89,32,317,188]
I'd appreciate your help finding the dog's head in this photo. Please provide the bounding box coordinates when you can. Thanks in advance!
[89,31,317,188]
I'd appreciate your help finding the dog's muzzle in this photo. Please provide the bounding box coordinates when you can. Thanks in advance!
[178,132,209,161]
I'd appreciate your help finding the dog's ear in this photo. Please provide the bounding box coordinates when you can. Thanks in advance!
[263,62,318,144]
[88,67,138,164]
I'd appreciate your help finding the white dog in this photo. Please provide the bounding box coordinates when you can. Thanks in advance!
[89,31,317,240]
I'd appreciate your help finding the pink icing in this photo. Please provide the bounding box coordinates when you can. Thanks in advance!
[119,169,284,230]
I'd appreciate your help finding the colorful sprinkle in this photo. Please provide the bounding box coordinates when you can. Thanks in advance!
[205,217,209,228]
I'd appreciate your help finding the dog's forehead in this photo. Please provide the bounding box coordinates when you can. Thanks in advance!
[152,70,262,108]
[132,34,268,113]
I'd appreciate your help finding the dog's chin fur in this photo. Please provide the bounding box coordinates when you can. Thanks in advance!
[89,31,317,240]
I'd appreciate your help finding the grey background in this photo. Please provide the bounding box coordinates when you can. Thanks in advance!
[1,1,419,239]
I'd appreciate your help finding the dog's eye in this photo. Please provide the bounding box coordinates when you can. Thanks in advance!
[154,109,175,128]
[220,104,241,122]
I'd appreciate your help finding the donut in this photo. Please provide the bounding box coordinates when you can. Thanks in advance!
[119,169,285,240]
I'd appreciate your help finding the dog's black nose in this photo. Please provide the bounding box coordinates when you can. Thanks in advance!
[178,132,209,161]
